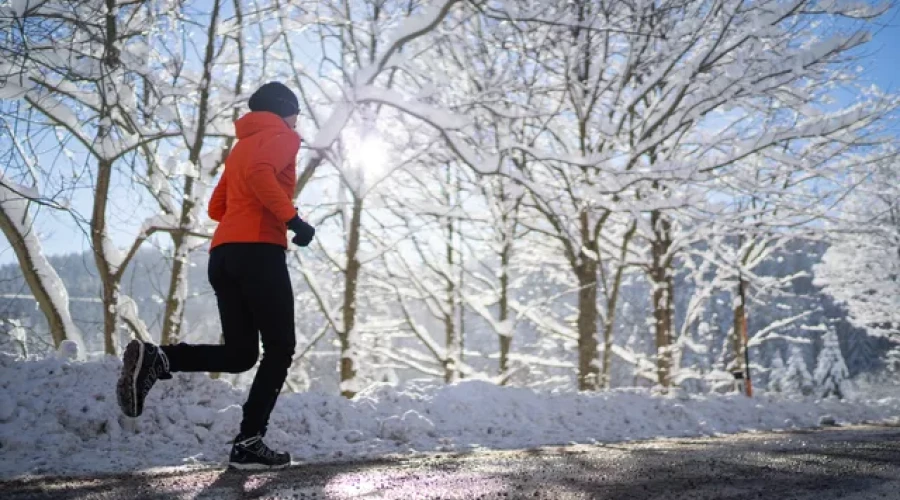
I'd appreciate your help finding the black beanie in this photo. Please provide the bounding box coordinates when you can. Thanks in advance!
[248,82,300,118]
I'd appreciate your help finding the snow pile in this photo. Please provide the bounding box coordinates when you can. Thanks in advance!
[1,353,900,478]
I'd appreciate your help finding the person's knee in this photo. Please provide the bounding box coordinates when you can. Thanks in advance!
[227,344,260,373]
[262,335,295,367]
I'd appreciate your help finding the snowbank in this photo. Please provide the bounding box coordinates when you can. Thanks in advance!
[1,353,899,478]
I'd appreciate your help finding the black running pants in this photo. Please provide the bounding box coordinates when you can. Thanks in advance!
[161,243,296,437]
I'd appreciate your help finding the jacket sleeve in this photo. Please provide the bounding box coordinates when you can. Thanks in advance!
[208,175,227,222]
[246,132,301,223]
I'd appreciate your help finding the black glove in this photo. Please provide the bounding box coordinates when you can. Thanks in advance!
[287,214,315,247]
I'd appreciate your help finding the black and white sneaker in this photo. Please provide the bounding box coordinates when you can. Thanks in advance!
[116,339,170,418]
[229,434,291,470]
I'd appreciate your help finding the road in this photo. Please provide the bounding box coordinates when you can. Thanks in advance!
[3,424,900,499]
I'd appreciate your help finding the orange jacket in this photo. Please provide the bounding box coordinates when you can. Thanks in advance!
[209,112,300,249]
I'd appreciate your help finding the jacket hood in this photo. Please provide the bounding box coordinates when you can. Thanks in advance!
[234,111,294,140]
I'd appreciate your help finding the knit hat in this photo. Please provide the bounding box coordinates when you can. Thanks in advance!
[248,82,300,118]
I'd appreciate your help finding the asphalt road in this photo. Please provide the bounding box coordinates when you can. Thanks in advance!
[3,424,900,499]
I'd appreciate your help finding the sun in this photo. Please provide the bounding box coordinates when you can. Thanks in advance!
[344,128,390,190]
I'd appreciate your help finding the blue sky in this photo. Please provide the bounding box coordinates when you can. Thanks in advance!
[862,5,900,93]
[1,7,899,266]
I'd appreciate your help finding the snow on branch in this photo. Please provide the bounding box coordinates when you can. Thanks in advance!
[116,295,153,343]
[298,0,467,197]
[386,279,447,364]
[748,310,815,347]
[508,298,577,342]
[354,0,464,87]
[294,255,343,334]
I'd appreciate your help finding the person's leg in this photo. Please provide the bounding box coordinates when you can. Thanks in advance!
[226,244,295,469]
[160,244,259,374]
[236,244,296,438]
[116,244,261,419]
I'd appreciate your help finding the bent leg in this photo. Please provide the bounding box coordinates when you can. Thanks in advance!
[160,245,260,374]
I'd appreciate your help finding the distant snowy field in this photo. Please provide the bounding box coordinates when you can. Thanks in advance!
[1,353,899,478]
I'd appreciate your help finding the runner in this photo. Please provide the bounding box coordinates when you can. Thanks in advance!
[115,81,315,469]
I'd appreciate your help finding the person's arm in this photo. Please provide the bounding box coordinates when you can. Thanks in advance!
[246,132,301,223]
[208,175,227,222]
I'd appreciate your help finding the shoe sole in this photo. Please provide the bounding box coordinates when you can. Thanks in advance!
[228,462,292,471]
[116,340,144,418]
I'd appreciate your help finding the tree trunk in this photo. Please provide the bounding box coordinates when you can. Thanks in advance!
[95,4,122,355]
[444,202,458,384]
[340,195,363,398]
[576,256,600,391]
[161,0,223,345]
[209,0,245,380]
[732,275,752,396]
[160,229,188,345]
[731,288,745,374]
[600,307,615,389]
[0,196,83,351]
[650,209,674,388]
[498,237,512,383]
[600,221,636,389]
[457,195,465,380]
[91,157,120,355]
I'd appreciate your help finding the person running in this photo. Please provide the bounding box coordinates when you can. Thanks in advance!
[115,82,315,470]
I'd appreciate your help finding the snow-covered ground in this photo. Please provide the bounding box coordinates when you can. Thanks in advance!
[1,353,899,478]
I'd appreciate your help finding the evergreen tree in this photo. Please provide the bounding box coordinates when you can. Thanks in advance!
[842,327,877,376]
[768,350,786,393]
[884,345,900,374]
[814,329,850,399]
[782,346,814,396]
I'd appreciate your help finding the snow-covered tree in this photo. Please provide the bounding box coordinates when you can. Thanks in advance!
[842,327,880,376]
[814,329,850,399]
[416,0,898,390]
[3,318,28,357]
[2,0,899,398]
[0,0,176,353]
[885,345,900,374]
[768,350,786,393]
[145,0,252,345]
[781,346,814,396]
[278,0,472,397]
[814,161,900,340]
[0,152,84,352]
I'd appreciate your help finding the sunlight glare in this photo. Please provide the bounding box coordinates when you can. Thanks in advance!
[345,129,390,185]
